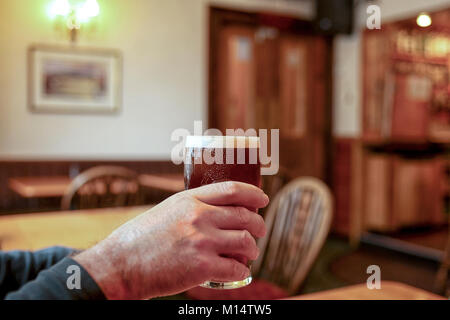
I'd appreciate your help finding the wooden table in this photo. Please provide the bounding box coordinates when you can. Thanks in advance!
[8,174,185,199]
[0,206,151,251]
[9,176,72,198]
[290,282,446,300]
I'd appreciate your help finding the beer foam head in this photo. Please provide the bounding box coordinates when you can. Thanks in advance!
[185,136,260,148]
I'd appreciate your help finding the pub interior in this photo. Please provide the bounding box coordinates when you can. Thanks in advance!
[0,0,449,300]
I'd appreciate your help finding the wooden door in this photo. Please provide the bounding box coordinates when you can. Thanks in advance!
[215,26,256,131]
[209,7,332,181]
[277,35,330,178]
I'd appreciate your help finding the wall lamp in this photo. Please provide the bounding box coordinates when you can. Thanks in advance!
[47,0,100,42]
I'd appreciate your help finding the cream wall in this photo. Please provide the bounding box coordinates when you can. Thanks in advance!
[0,0,312,160]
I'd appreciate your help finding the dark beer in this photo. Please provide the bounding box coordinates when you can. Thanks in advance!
[184,137,261,189]
[184,135,261,289]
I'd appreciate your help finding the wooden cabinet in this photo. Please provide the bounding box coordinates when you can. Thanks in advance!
[391,157,445,227]
[332,139,449,237]
[361,151,448,233]
[363,153,393,231]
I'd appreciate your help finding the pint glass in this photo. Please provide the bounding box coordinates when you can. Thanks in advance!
[184,135,261,289]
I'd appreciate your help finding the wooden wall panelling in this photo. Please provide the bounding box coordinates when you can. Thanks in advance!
[363,151,394,232]
[331,138,353,235]
[392,156,447,228]
[312,36,332,180]
[391,157,424,227]
[349,139,364,245]
[331,138,364,242]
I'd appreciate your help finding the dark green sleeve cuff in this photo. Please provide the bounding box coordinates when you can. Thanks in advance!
[5,257,106,300]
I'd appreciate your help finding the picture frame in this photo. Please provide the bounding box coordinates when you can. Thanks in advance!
[28,45,122,114]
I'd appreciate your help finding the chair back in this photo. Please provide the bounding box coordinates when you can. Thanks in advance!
[61,166,142,210]
[253,177,333,295]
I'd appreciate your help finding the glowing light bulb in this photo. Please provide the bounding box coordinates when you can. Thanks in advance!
[48,0,71,18]
[77,0,100,22]
[416,13,432,28]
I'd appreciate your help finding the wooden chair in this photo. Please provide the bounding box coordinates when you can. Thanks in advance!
[187,177,333,299]
[61,166,143,211]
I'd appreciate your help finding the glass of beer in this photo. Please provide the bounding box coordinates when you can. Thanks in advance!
[184,135,261,289]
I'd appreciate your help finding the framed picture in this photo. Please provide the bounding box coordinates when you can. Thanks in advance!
[28,45,122,114]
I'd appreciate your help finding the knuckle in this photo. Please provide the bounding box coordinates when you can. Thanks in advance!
[240,230,254,248]
[193,235,212,251]
[190,204,208,226]
[173,193,196,211]
[222,181,239,197]
[172,191,190,203]
[235,207,250,227]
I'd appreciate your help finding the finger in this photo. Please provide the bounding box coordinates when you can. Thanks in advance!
[208,256,250,282]
[187,181,269,209]
[209,206,266,238]
[213,229,259,261]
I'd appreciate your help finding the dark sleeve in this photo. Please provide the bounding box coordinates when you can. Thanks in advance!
[5,257,106,300]
[1,247,106,300]
[0,246,75,299]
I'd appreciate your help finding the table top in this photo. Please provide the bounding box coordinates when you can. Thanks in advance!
[8,174,185,198]
[9,176,72,198]
[0,206,151,251]
[290,282,446,300]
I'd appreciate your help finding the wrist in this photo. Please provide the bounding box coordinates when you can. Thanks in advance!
[73,239,129,300]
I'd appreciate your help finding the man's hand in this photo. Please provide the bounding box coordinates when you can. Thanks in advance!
[74,181,269,300]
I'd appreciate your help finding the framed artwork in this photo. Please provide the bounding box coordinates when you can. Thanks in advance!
[28,45,122,114]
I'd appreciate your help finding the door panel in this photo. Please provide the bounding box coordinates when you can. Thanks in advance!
[279,36,308,139]
[254,26,280,131]
[216,26,256,131]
